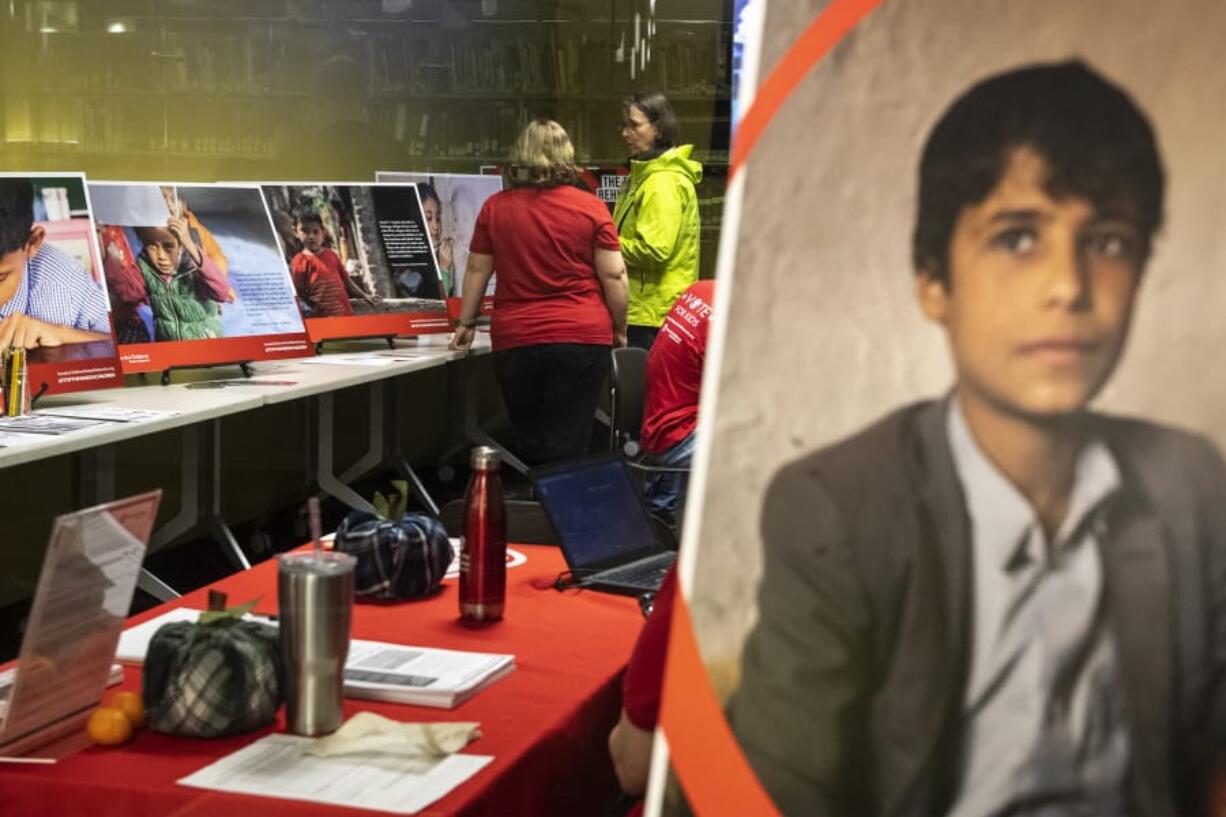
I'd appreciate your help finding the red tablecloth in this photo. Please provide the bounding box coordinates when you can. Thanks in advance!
[0,545,643,817]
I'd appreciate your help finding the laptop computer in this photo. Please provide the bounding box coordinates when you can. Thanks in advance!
[532,455,676,596]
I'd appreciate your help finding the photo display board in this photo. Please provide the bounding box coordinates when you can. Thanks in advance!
[88,182,311,374]
[0,173,123,396]
[261,182,449,343]
[654,2,1226,815]
[374,172,503,299]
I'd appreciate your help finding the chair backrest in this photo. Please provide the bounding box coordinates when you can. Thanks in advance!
[609,347,648,453]
[439,498,560,546]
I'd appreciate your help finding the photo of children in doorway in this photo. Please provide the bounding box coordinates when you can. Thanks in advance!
[262,183,446,315]
[90,183,305,345]
[374,172,503,298]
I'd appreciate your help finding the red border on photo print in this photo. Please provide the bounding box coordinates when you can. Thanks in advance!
[117,334,312,374]
[28,357,124,397]
[443,297,493,323]
[658,0,886,815]
[304,311,452,344]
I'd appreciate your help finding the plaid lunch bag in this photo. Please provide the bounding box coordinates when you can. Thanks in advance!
[333,511,452,601]
[143,617,283,738]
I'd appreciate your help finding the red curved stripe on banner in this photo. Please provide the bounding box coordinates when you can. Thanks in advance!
[730,0,887,178]
[662,2,887,813]
[660,592,781,816]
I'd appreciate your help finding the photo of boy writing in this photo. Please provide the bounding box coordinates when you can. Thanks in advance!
[0,179,110,349]
[290,208,378,317]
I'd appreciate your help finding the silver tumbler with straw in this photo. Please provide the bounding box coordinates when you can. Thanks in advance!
[278,498,355,736]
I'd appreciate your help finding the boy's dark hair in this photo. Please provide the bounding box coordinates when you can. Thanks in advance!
[624,90,679,157]
[0,180,35,256]
[913,60,1165,286]
[294,207,324,229]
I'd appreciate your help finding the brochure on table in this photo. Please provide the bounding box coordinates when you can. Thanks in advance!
[0,491,160,758]
[262,182,450,344]
[0,173,124,396]
[374,172,502,302]
[88,182,312,374]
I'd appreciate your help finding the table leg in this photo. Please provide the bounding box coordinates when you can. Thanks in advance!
[76,446,177,600]
[74,446,115,507]
[338,381,384,486]
[438,355,529,476]
[312,393,378,515]
[205,419,249,571]
[385,377,440,516]
[148,421,248,576]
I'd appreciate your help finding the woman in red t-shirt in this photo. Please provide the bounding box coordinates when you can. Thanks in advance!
[451,119,629,464]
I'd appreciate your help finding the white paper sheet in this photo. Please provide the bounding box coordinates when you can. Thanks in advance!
[0,431,50,448]
[298,354,400,367]
[0,415,110,435]
[178,733,492,814]
[35,406,178,423]
[115,608,276,663]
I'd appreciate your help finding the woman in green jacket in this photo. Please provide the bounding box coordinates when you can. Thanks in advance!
[614,91,703,350]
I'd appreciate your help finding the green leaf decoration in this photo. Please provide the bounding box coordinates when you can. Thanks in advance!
[389,480,409,521]
[199,597,262,625]
[373,491,391,521]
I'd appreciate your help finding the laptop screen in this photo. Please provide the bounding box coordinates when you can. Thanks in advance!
[533,457,660,572]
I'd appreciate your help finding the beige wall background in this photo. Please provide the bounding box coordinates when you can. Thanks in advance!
[689,0,1226,681]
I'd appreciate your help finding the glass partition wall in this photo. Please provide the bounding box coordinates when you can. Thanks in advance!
[1,0,731,274]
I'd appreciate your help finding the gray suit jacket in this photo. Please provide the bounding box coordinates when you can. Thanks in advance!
[727,400,1226,817]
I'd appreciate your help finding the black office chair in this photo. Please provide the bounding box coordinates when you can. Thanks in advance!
[608,347,690,538]
[439,498,560,545]
[610,347,648,456]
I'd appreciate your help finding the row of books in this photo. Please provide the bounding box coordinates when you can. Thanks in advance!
[11,25,730,100]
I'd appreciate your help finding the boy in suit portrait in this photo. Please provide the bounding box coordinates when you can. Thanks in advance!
[727,60,1226,817]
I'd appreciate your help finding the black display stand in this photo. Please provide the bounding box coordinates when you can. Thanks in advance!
[160,360,254,386]
[314,335,397,355]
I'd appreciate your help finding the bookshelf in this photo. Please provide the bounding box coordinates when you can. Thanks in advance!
[1,0,731,274]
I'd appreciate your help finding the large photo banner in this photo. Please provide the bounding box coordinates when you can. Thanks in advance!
[656,1,1226,815]
[0,173,123,396]
[88,182,311,374]
[374,172,503,299]
[261,182,450,343]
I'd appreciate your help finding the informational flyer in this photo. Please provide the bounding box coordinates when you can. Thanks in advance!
[0,173,124,396]
[261,183,450,344]
[178,733,492,815]
[0,492,160,750]
[88,182,312,374]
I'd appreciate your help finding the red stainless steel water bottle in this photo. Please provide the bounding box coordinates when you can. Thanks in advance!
[459,446,507,621]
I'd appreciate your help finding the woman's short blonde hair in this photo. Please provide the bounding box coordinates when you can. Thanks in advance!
[504,119,581,189]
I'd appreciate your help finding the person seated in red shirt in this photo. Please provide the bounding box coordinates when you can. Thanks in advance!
[290,209,376,317]
[640,279,715,527]
[609,566,677,817]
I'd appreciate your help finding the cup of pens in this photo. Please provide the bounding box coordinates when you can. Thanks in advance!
[278,498,355,736]
[0,347,30,417]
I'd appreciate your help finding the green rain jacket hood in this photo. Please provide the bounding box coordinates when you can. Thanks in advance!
[613,144,703,328]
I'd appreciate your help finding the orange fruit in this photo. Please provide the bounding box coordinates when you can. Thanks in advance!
[108,691,145,730]
[86,706,133,746]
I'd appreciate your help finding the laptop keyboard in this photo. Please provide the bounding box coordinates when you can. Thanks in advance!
[600,554,675,587]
